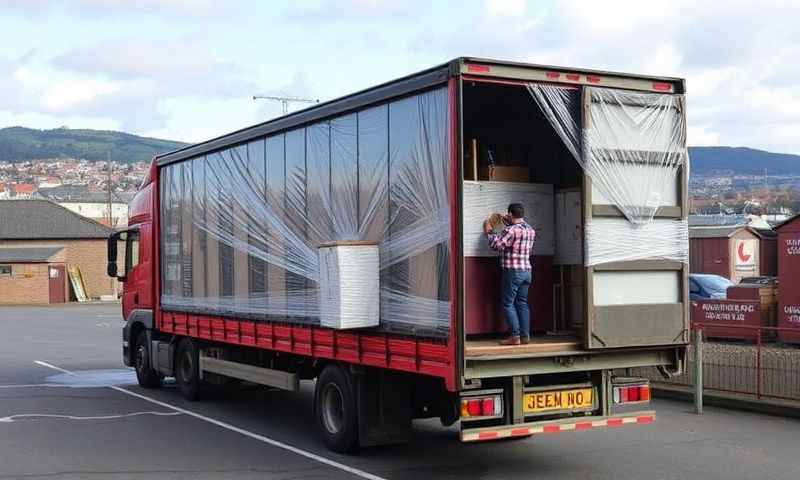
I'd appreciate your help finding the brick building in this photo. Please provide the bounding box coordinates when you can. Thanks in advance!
[0,200,116,304]
[0,247,66,304]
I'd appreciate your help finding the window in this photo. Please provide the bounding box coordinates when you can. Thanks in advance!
[0,265,11,276]
[689,279,700,294]
[125,230,140,275]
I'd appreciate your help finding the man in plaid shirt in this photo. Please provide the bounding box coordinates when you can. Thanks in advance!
[484,203,536,346]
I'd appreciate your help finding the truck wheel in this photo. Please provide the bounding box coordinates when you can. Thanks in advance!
[175,338,203,401]
[314,364,358,453]
[134,330,162,389]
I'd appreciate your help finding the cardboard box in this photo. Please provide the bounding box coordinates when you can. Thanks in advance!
[479,165,530,182]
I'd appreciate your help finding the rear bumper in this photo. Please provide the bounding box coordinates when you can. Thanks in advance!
[461,410,655,442]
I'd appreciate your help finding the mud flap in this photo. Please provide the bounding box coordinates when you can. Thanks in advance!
[356,371,412,447]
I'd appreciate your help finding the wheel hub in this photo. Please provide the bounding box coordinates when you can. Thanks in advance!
[321,383,345,434]
[135,345,146,374]
[180,351,193,383]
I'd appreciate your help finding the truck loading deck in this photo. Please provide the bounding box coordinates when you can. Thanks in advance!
[465,336,581,358]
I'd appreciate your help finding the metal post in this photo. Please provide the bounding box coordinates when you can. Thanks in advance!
[694,328,703,414]
[756,327,762,399]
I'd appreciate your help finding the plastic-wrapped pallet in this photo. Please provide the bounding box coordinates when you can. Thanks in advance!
[318,241,380,329]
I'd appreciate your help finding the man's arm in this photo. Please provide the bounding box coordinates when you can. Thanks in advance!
[487,226,514,252]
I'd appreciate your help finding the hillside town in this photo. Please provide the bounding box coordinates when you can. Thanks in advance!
[3,155,798,231]
[690,171,800,220]
[0,159,148,226]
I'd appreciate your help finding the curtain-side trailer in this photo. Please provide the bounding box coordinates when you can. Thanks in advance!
[108,57,689,453]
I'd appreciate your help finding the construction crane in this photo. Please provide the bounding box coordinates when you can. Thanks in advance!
[252,95,319,115]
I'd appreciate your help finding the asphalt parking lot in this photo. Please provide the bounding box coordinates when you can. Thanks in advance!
[1,303,799,480]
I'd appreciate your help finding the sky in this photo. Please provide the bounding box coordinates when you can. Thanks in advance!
[2,0,800,154]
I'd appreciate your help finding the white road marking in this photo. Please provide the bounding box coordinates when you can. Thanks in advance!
[34,360,387,480]
[0,411,181,423]
[0,383,105,389]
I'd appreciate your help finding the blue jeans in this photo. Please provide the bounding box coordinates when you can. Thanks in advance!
[501,269,532,338]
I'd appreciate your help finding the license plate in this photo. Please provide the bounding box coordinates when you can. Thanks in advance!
[524,388,593,413]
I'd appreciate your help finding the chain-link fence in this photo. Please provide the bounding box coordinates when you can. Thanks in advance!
[635,324,800,402]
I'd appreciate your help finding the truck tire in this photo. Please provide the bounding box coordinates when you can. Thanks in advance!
[314,364,358,453]
[175,338,203,401]
[134,330,162,389]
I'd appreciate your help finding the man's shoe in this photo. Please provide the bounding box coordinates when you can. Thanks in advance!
[521,336,531,344]
[499,336,521,346]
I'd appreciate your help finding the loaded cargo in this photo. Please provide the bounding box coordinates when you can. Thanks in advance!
[109,57,689,452]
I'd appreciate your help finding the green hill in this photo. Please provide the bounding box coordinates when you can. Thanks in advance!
[1,126,798,175]
[0,127,189,164]
[689,146,800,175]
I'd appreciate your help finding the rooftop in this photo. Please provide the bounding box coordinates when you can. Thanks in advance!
[689,226,752,239]
[36,184,131,203]
[0,200,115,240]
[0,246,63,263]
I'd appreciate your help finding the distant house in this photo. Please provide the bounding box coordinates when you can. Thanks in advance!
[689,214,772,230]
[38,176,62,189]
[0,184,7,200]
[689,226,766,283]
[0,247,67,304]
[9,183,37,199]
[0,200,117,303]
[35,184,130,227]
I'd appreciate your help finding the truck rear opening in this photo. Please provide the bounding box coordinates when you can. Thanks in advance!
[456,67,688,441]
[109,58,688,453]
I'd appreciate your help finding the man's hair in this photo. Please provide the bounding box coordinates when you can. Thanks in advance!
[508,203,524,219]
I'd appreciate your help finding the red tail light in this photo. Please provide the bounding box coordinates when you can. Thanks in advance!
[481,398,495,416]
[628,387,640,402]
[461,394,503,419]
[613,383,650,404]
[639,385,651,401]
[466,64,490,73]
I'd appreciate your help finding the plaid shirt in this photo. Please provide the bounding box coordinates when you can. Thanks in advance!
[487,221,536,270]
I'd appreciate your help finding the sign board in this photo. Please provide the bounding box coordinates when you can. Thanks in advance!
[734,239,756,271]
[785,304,800,326]
[786,237,800,256]
[691,299,761,341]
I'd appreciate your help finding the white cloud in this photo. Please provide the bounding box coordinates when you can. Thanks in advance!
[2,1,800,154]
[688,126,720,147]
[7,0,228,17]
[485,0,527,18]
[640,43,683,77]
[40,77,120,113]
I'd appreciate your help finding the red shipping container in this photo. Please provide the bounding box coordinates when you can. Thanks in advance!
[752,228,778,277]
[776,215,800,344]
[691,299,761,341]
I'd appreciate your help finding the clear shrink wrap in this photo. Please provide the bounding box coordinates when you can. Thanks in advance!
[528,84,689,265]
[160,87,451,337]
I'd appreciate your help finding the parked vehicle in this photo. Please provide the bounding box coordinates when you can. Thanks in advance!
[108,57,689,452]
[689,273,733,300]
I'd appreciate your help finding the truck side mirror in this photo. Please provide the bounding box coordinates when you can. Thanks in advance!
[107,232,122,280]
